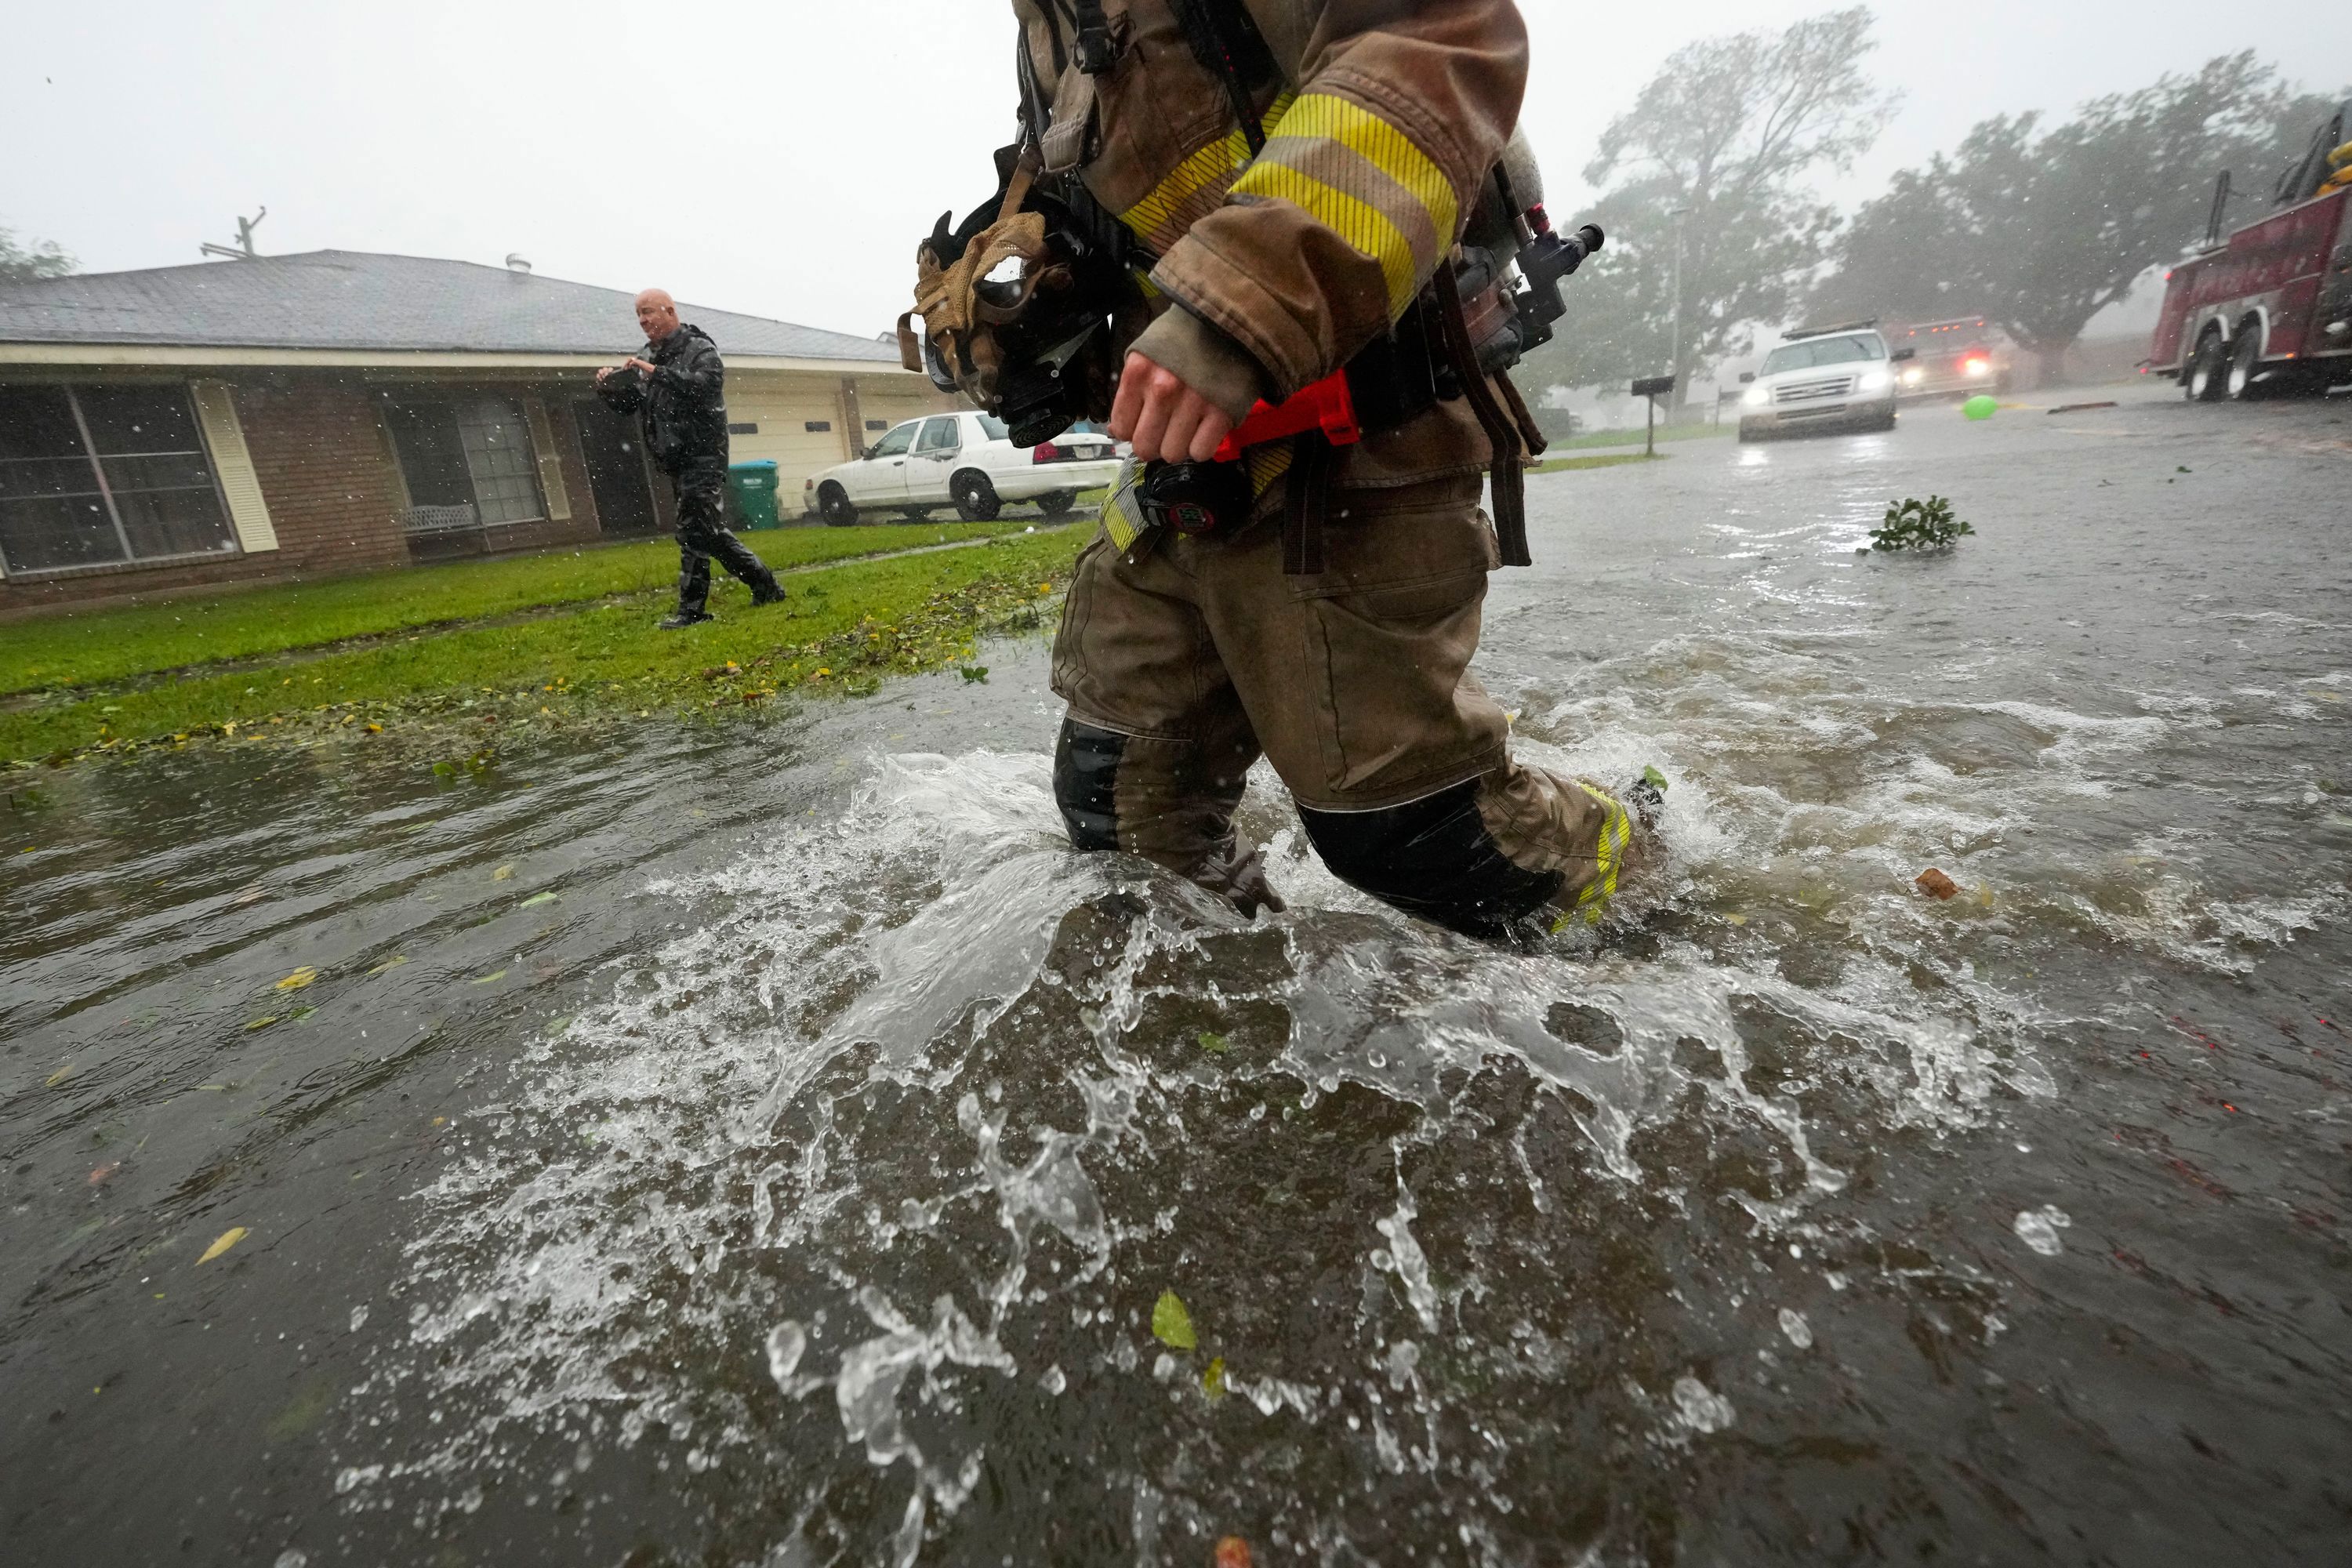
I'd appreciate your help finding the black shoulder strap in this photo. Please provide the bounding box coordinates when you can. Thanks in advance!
[1169,0,1277,154]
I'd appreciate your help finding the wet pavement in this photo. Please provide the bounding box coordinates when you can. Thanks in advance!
[4,383,2349,1566]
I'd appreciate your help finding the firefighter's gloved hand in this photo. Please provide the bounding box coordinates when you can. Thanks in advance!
[1110,351,1236,464]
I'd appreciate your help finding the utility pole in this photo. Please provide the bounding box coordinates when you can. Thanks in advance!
[199,207,267,262]
[1668,206,1693,416]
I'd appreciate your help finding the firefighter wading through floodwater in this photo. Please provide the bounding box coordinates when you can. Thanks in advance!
[906,0,1665,943]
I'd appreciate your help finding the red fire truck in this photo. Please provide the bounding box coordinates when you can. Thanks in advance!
[2151,100,2352,400]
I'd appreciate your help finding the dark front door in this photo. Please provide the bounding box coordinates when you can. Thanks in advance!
[574,399,662,536]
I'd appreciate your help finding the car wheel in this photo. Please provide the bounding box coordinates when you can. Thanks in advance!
[2187,332,2229,401]
[2226,325,2267,401]
[951,471,1001,522]
[818,482,858,527]
[1035,489,1079,519]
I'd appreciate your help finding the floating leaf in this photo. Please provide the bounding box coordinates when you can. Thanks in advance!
[274,966,318,991]
[959,665,989,683]
[1197,1031,1230,1056]
[518,891,559,909]
[245,1016,278,1031]
[45,1063,75,1088]
[366,955,408,976]
[492,864,515,881]
[1152,1290,1196,1351]
[1203,1356,1228,1400]
[198,1226,249,1264]
[1214,1538,1254,1568]
[470,970,507,985]
[1642,764,1670,792]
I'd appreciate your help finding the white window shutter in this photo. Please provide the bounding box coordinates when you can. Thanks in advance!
[190,380,279,554]
[522,396,572,521]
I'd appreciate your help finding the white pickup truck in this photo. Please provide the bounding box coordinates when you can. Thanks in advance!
[804,411,1120,524]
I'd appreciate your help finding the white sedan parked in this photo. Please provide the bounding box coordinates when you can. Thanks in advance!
[804,411,1120,524]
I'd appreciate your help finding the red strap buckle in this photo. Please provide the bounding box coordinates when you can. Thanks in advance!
[1210,370,1360,462]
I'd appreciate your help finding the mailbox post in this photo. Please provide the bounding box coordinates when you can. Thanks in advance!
[1629,375,1677,457]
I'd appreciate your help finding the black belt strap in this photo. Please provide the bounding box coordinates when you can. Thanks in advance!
[1432,263,1532,568]
[1282,435,1334,575]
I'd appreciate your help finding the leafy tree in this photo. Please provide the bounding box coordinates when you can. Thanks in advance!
[1812,54,2343,386]
[0,226,76,285]
[1522,6,1889,405]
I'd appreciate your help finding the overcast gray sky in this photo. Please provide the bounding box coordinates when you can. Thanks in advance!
[5,2,2347,343]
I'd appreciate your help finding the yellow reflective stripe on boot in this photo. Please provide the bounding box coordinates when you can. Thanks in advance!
[1555,783,1633,931]
[1228,94,1458,319]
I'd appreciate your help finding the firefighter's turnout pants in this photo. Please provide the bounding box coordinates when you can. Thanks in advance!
[1051,474,1637,941]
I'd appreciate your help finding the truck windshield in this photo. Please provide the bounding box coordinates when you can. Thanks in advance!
[1762,335,1884,374]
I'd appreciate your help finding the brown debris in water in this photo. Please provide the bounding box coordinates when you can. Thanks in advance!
[1214,1538,1254,1568]
[1915,868,1959,900]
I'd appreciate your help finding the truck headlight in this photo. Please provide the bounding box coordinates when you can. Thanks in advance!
[1857,368,1893,392]
[1901,367,1925,387]
[1742,386,1769,407]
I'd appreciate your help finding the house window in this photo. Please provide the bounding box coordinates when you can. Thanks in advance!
[727,422,759,435]
[0,383,236,573]
[383,395,544,529]
[804,419,832,432]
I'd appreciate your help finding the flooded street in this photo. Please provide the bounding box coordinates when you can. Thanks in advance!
[5,387,2349,1566]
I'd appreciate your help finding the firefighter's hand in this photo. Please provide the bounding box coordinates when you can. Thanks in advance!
[1110,351,1235,463]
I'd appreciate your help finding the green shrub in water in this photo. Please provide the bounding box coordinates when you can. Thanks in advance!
[1870,495,1974,552]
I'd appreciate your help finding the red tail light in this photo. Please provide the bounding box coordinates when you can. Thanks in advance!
[1031,441,1061,463]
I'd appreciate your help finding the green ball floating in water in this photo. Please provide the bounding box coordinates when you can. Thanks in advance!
[1962,394,1999,421]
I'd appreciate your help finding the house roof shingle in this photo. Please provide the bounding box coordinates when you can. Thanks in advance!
[0,249,902,363]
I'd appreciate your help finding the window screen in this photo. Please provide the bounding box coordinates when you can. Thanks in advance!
[0,383,235,574]
[867,424,916,459]
[915,416,961,452]
[387,395,545,526]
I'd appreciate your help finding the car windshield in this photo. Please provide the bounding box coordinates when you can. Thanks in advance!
[1762,335,1884,374]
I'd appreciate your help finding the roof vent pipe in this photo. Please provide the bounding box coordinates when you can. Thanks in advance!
[505,254,532,274]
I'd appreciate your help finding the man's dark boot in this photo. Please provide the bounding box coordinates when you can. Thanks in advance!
[750,581,786,607]
[659,610,713,630]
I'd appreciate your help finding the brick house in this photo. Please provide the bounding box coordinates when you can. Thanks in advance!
[0,250,949,619]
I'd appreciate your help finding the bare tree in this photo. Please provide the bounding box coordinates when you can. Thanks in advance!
[0,227,76,285]
[1813,54,2343,386]
[1525,7,1889,404]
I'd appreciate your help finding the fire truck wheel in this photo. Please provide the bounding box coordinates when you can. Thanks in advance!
[2187,333,2229,402]
[2226,328,2269,401]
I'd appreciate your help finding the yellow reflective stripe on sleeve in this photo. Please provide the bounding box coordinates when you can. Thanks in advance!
[1120,93,1296,250]
[1231,93,1461,317]
[1261,93,1458,247]
[1227,161,1418,314]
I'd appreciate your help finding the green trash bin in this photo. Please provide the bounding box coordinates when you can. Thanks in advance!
[724,459,782,530]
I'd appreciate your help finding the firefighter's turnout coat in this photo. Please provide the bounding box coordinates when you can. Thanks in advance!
[1022,0,1646,939]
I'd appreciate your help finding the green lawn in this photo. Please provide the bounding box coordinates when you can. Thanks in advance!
[1,529,1087,764]
[0,521,1035,697]
[1527,452,1670,475]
